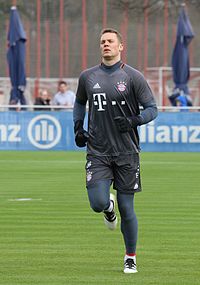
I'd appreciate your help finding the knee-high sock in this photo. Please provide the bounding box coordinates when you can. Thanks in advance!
[117,192,138,254]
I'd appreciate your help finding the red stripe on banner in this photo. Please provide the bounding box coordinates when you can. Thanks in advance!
[45,20,50,78]
[82,0,87,70]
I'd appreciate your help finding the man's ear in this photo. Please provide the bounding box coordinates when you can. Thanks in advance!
[119,43,124,52]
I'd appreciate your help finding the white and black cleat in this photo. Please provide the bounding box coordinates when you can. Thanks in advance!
[124,255,138,273]
[103,193,117,230]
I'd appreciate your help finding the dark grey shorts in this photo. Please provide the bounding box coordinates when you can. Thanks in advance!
[85,153,142,194]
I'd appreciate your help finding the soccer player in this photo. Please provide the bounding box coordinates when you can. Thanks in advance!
[73,28,158,273]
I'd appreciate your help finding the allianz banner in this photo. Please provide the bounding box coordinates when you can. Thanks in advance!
[140,112,200,152]
[0,111,75,151]
[0,111,199,151]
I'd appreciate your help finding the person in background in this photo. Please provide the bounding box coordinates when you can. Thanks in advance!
[34,89,51,111]
[175,94,189,111]
[52,80,75,110]
[168,87,192,109]
[73,28,158,274]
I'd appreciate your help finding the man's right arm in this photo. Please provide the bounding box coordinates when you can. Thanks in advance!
[73,71,88,123]
[73,73,89,147]
[73,100,86,122]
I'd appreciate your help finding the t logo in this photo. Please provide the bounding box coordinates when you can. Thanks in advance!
[93,93,107,111]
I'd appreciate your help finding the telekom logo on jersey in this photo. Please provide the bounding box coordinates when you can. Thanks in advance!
[93,93,107,111]
[93,93,126,111]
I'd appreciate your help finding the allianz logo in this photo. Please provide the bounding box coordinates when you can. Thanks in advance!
[27,115,61,149]
[139,121,200,143]
[0,115,61,149]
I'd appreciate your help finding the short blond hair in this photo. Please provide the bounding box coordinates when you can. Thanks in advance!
[100,28,123,43]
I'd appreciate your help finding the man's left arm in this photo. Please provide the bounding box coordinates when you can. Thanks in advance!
[114,72,158,133]
[137,101,158,125]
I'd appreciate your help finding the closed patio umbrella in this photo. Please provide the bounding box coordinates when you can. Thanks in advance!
[7,6,27,108]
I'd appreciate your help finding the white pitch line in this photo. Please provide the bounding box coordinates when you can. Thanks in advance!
[8,198,42,201]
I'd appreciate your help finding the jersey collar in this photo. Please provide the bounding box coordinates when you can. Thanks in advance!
[100,61,124,73]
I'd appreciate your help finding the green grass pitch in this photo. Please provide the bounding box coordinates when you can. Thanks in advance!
[0,151,199,285]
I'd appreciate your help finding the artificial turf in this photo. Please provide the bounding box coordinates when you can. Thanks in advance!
[0,151,199,285]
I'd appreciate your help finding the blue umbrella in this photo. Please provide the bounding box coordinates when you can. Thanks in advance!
[7,6,27,107]
[170,6,194,106]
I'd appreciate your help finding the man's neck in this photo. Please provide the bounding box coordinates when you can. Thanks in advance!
[100,60,122,73]
[102,56,121,66]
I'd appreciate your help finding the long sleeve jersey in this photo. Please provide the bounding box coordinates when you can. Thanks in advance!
[73,61,158,155]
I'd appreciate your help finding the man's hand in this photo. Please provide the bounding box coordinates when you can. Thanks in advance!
[74,120,89,147]
[114,115,141,133]
[75,130,89,147]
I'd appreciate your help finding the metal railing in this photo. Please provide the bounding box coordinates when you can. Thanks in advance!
[0,105,200,112]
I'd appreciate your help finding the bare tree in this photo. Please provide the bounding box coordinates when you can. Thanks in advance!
[112,0,200,16]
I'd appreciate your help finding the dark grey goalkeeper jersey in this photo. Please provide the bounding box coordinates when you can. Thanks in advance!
[75,61,158,156]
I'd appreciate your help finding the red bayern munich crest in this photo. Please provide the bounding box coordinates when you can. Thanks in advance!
[117,81,126,92]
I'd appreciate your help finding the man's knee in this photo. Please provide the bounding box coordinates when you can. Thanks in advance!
[117,193,135,220]
[87,180,111,213]
[119,205,134,221]
[89,199,107,213]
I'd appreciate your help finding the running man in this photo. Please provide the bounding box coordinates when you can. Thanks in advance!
[73,28,158,273]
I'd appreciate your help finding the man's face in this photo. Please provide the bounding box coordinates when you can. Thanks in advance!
[59,83,67,93]
[100,32,123,61]
[41,90,48,100]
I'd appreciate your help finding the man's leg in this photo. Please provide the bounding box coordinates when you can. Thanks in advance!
[87,180,111,212]
[117,192,138,273]
[87,179,117,230]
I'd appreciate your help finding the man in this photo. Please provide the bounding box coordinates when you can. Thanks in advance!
[53,80,75,109]
[73,28,158,273]
[34,89,51,111]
